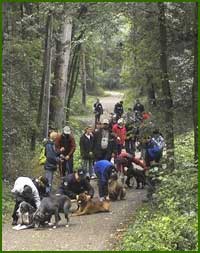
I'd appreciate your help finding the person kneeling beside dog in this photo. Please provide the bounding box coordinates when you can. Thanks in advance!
[57,168,94,201]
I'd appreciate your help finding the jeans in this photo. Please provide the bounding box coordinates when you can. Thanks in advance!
[96,172,108,198]
[45,170,54,193]
[82,159,94,177]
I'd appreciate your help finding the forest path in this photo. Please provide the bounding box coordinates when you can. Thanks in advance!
[2,90,147,251]
[76,90,124,126]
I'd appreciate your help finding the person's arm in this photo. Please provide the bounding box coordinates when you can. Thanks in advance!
[84,180,94,198]
[67,135,76,157]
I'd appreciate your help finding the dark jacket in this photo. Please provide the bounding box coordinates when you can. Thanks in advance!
[133,103,144,113]
[57,173,94,199]
[114,103,124,116]
[94,102,103,115]
[44,140,60,171]
[79,134,94,160]
[93,128,116,160]
[55,133,76,157]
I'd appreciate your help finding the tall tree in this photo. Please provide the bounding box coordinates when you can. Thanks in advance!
[50,13,72,130]
[81,45,87,106]
[192,2,198,161]
[158,2,175,170]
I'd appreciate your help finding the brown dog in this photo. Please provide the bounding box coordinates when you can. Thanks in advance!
[72,193,110,216]
[108,173,126,201]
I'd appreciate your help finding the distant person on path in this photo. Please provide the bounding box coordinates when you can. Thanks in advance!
[93,119,116,161]
[93,98,103,127]
[133,99,145,114]
[93,160,116,201]
[57,169,94,200]
[79,126,96,179]
[55,126,76,176]
[114,101,124,120]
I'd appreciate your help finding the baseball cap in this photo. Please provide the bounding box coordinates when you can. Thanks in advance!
[117,118,124,124]
[63,126,71,135]
[102,119,109,124]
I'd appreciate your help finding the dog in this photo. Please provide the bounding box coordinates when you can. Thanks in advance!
[108,173,126,201]
[72,193,110,216]
[33,194,71,228]
[13,201,36,230]
[125,164,146,189]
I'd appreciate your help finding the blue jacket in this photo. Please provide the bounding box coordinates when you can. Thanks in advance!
[94,160,114,182]
[44,140,60,171]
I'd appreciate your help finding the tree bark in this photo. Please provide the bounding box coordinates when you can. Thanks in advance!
[158,2,175,170]
[42,13,53,138]
[30,12,53,148]
[81,46,87,106]
[192,2,198,161]
[50,15,72,130]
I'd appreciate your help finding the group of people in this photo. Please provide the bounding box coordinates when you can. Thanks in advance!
[11,98,165,226]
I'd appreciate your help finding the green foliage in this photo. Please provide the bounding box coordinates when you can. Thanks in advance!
[120,131,198,251]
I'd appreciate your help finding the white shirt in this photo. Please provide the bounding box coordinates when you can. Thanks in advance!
[11,177,41,208]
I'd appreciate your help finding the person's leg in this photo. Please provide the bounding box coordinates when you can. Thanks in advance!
[89,159,95,177]
[67,157,74,174]
[45,170,54,193]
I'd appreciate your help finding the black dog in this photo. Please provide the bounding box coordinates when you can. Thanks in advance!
[33,194,71,228]
[125,164,146,189]
[16,201,36,227]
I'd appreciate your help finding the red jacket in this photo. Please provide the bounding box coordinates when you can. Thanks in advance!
[118,151,147,170]
[55,133,76,158]
[112,124,127,145]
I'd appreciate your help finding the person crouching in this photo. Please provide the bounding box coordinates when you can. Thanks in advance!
[93,160,116,201]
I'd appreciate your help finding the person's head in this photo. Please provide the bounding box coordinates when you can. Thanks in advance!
[95,121,102,130]
[120,101,123,105]
[102,119,109,129]
[23,185,33,199]
[153,128,160,135]
[84,126,93,135]
[63,126,71,136]
[96,98,99,103]
[136,99,140,104]
[49,131,58,141]
[75,168,86,182]
[117,118,124,128]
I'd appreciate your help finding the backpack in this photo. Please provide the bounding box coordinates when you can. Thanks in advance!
[39,146,46,165]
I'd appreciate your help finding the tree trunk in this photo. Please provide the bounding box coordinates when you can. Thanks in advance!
[30,12,53,148]
[50,15,72,130]
[81,46,87,106]
[192,2,198,161]
[158,2,175,170]
[42,13,53,138]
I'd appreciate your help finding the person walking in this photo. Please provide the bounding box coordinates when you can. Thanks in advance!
[114,101,124,121]
[93,98,103,127]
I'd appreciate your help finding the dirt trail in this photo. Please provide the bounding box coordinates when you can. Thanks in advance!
[2,90,146,251]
